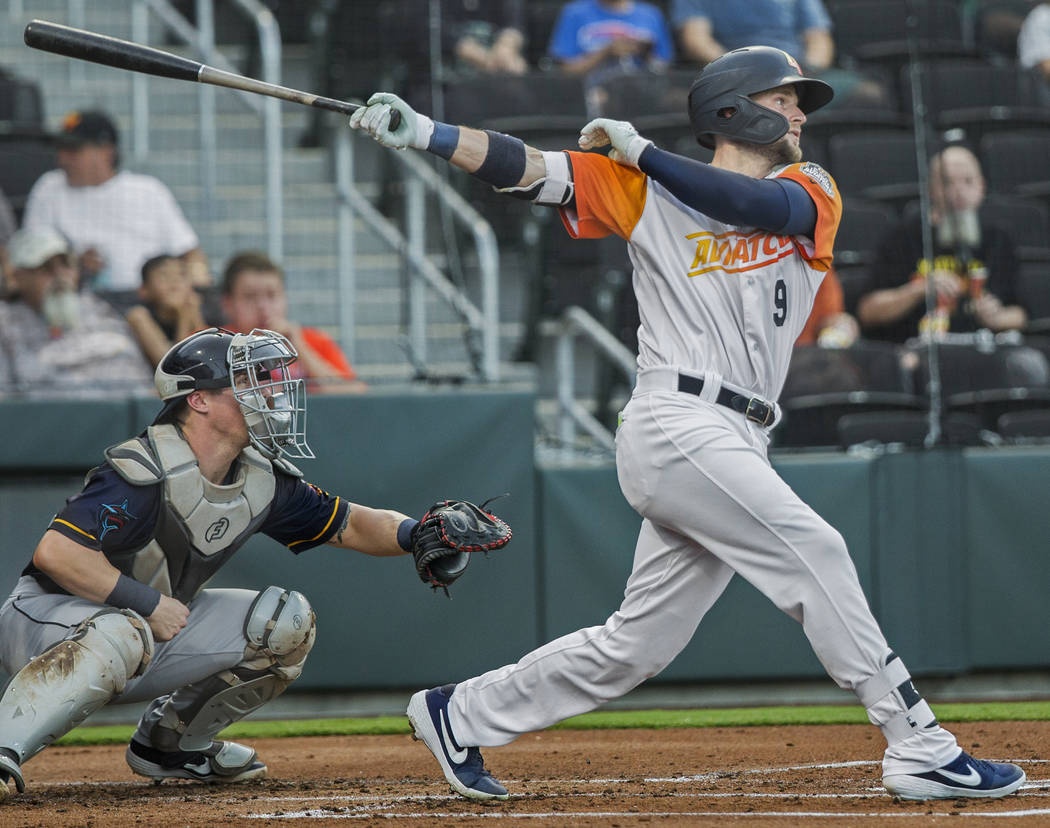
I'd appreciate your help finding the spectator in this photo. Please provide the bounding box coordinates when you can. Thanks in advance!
[549,0,674,82]
[445,0,528,76]
[1019,2,1050,102]
[21,110,210,293]
[221,250,368,394]
[671,0,888,108]
[124,255,210,368]
[0,227,154,398]
[796,268,860,348]
[857,145,1027,343]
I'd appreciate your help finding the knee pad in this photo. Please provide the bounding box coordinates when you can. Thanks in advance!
[0,609,153,763]
[243,585,316,681]
[144,588,314,752]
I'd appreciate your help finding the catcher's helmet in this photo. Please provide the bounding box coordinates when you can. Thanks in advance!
[688,46,834,149]
[152,327,313,459]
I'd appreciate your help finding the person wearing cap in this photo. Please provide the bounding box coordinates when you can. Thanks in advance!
[0,226,154,398]
[21,109,210,294]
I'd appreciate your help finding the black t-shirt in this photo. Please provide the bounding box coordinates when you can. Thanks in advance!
[25,461,350,581]
[863,217,1021,344]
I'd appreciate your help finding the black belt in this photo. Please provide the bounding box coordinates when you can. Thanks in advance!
[676,372,776,427]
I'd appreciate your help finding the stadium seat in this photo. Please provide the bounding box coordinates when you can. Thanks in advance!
[980,129,1050,200]
[835,198,898,267]
[444,72,587,127]
[1018,268,1050,333]
[996,408,1050,439]
[980,195,1050,261]
[825,0,969,71]
[908,340,1050,430]
[594,69,695,121]
[0,131,56,222]
[898,59,1050,145]
[776,341,925,448]
[0,71,44,131]
[827,130,919,206]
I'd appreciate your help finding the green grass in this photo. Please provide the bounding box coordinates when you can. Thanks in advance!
[53,700,1050,747]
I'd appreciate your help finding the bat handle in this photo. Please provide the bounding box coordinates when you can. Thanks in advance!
[316,96,401,131]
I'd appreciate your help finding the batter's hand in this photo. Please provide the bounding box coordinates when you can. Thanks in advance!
[579,118,653,168]
[147,594,190,641]
[349,93,433,151]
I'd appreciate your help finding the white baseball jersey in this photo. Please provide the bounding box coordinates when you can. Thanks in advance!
[559,153,842,402]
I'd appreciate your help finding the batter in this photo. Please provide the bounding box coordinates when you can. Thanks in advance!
[350,46,1026,803]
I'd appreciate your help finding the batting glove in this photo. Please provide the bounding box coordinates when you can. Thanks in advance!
[349,92,435,151]
[578,118,653,168]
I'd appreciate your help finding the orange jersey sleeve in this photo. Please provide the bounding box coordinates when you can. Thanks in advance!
[775,161,842,272]
[559,151,648,240]
[302,326,357,380]
[795,269,844,346]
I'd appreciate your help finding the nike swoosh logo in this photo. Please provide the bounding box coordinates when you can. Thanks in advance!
[439,708,469,764]
[938,765,982,786]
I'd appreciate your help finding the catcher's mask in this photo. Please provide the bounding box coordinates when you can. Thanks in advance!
[687,45,834,149]
[153,327,314,460]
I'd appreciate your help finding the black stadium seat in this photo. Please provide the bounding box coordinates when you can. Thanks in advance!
[0,131,56,222]
[827,130,919,206]
[908,341,1050,430]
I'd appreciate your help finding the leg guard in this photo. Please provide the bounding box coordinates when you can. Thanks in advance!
[0,610,153,771]
[139,586,315,754]
[856,652,938,744]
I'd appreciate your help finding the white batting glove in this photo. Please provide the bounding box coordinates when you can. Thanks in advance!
[579,118,652,168]
[348,92,435,151]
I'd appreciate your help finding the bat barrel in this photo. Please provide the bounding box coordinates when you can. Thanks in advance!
[25,19,203,82]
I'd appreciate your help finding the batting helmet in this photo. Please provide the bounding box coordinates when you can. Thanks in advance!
[688,46,834,149]
[152,327,313,459]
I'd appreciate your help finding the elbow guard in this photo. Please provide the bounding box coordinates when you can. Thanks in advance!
[497,150,574,206]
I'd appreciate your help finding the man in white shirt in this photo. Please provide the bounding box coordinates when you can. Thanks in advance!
[22,110,209,292]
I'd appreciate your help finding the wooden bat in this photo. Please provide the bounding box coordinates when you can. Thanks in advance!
[23,19,401,129]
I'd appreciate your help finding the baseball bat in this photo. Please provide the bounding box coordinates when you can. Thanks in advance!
[23,19,400,129]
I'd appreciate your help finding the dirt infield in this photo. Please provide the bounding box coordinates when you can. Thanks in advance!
[3,721,1048,826]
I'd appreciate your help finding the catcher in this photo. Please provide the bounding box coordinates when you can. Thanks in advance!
[0,327,510,798]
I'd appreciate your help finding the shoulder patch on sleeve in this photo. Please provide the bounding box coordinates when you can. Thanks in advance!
[798,162,836,198]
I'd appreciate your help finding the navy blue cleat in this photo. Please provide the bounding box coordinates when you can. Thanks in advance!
[406,684,508,801]
[883,750,1026,800]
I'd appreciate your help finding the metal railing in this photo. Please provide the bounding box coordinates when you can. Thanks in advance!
[23,0,501,382]
[554,306,637,455]
[133,0,283,262]
[333,128,501,381]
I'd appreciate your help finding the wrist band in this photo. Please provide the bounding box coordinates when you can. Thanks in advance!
[427,121,460,160]
[106,573,162,617]
[397,518,419,552]
[475,130,528,188]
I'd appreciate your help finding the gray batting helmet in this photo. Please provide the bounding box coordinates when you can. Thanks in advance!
[688,46,834,149]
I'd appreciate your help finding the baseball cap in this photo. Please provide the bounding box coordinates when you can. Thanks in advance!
[7,227,72,269]
[56,109,119,147]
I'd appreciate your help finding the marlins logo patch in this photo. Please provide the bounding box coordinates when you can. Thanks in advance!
[98,499,136,540]
[799,162,835,198]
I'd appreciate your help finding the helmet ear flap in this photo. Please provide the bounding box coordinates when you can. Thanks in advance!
[693,94,790,149]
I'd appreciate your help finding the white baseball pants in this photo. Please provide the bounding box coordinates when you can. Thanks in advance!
[449,372,960,773]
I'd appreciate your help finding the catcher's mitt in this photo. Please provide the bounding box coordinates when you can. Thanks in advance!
[411,499,512,594]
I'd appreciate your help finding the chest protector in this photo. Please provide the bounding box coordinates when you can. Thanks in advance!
[104,424,288,602]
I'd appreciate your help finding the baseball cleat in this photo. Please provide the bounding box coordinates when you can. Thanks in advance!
[126,738,267,784]
[0,748,25,795]
[406,683,508,801]
[883,750,1025,800]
